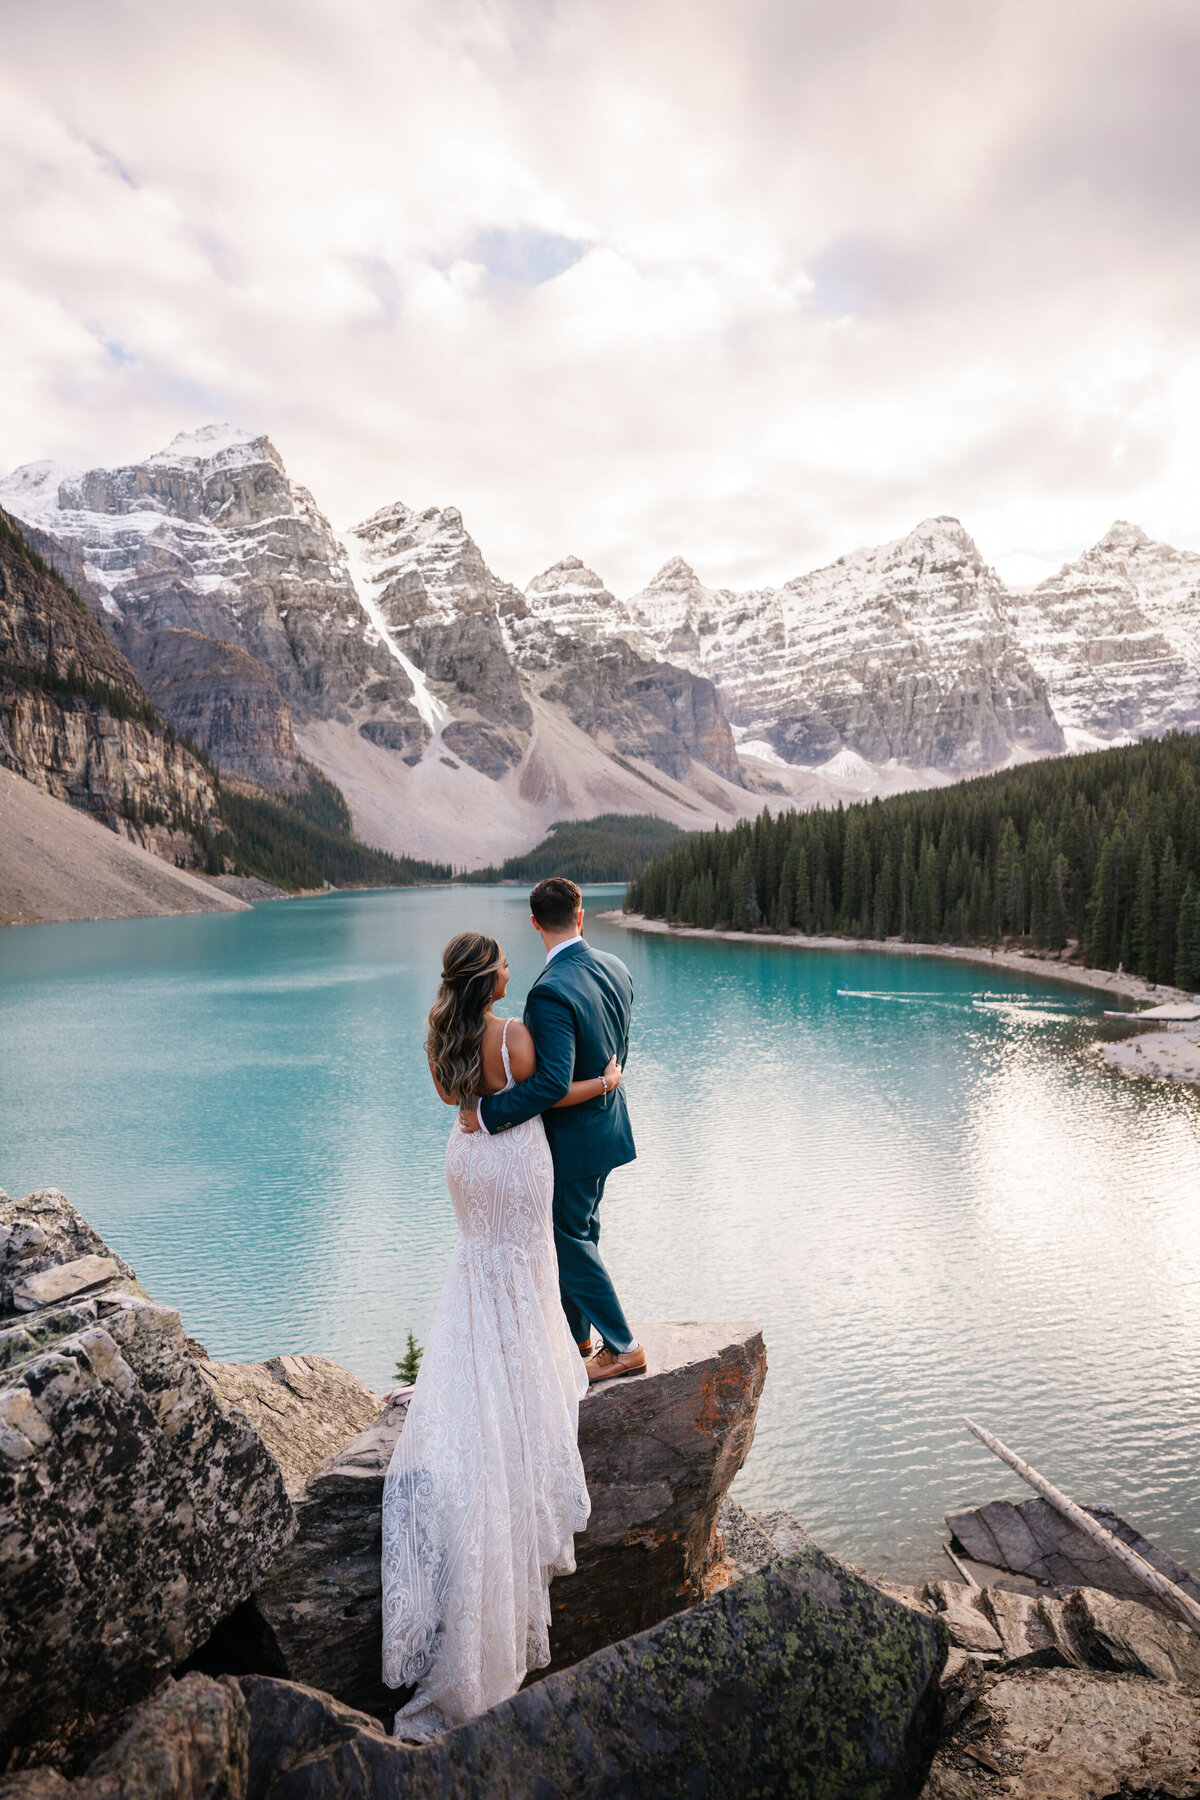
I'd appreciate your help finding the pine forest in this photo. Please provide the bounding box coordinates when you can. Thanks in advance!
[624,734,1200,989]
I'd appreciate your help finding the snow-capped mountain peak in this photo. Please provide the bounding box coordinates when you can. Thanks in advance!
[647,556,701,590]
[1094,520,1151,556]
[146,423,264,466]
[0,459,80,515]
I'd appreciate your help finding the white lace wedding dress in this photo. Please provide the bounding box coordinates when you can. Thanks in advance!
[381,1020,591,1740]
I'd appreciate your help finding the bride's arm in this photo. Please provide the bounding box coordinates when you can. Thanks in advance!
[428,1059,454,1104]
[553,1055,621,1109]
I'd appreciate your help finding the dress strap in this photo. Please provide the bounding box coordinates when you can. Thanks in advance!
[500,1017,514,1087]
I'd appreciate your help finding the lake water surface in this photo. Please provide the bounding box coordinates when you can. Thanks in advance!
[3,885,1200,1581]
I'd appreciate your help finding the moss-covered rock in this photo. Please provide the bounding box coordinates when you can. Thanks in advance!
[241,1540,946,1798]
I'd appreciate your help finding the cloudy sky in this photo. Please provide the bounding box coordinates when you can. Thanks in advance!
[2,0,1199,592]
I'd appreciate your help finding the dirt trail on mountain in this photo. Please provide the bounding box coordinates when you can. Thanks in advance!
[0,767,249,926]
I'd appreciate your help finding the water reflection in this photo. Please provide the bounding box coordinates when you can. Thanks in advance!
[2,889,1199,1580]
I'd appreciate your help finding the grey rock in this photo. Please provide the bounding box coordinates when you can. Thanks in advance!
[926,1582,1005,1656]
[3,433,423,790]
[710,1492,783,1580]
[0,528,221,868]
[0,1190,141,1313]
[1010,520,1200,740]
[521,558,743,783]
[242,1322,765,1716]
[1062,1585,1200,1690]
[355,715,428,764]
[439,719,524,779]
[0,1192,293,1763]
[0,1673,248,1800]
[947,1494,1200,1610]
[123,625,300,790]
[978,1588,1068,1669]
[239,1538,945,1798]
[924,1665,1200,1800]
[614,520,1065,774]
[196,1355,383,1500]
[10,1256,122,1313]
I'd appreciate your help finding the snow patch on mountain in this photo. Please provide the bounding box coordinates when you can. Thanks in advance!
[146,423,261,464]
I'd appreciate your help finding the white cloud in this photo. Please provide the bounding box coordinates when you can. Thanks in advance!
[1,0,1199,592]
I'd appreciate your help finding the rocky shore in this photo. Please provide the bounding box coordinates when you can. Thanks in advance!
[603,911,1200,1090]
[0,1187,943,1797]
[5,1185,1200,1797]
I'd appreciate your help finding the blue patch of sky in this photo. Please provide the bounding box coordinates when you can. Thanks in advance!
[87,141,137,187]
[808,236,922,319]
[466,226,588,289]
[192,229,248,287]
[103,340,135,367]
[351,256,404,321]
[155,371,227,418]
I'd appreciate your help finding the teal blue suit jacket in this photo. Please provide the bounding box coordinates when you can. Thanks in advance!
[479,938,636,1181]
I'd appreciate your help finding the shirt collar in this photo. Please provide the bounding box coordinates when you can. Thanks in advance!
[545,935,583,964]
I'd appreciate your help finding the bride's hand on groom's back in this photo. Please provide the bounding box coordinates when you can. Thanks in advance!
[604,1055,622,1091]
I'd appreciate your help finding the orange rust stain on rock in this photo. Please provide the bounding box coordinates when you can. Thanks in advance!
[702,1559,738,1597]
[694,1365,750,1434]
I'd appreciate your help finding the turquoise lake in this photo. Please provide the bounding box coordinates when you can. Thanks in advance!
[3,884,1200,1582]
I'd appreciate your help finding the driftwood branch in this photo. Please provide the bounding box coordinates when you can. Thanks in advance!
[941,1540,979,1587]
[962,1417,1200,1637]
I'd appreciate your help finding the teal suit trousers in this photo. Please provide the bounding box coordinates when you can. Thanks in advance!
[553,1170,634,1353]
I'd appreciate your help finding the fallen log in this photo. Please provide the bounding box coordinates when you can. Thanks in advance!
[962,1418,1200,1637]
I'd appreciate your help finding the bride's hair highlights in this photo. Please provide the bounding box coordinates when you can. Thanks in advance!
[427,932,503,1105]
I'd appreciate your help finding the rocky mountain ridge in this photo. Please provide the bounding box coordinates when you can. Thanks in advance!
[0,509,220,868]
[2,431,760,867]
[5,426,1200,867]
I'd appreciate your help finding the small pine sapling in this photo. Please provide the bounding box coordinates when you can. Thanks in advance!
[393,1330,423,1386]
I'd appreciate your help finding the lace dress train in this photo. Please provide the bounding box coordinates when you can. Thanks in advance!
[381,1023,590,1740]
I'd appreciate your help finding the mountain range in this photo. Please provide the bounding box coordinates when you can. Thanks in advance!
[4,423,1200,868]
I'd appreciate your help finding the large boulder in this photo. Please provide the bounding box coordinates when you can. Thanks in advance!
[0,1192,294,1765]
[882,1573,1200,1796]
[238,1539,945,1798]
[0,1674,248,1800]
[196,1355,383,1498]
[924,1666,1200,1799]
[238,1321,765,1715]
[946,1494,1200,1611]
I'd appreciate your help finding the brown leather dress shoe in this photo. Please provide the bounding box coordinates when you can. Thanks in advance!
[585,1344,647,1383]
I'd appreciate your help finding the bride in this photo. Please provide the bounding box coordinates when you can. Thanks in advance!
[380,930,621,1740]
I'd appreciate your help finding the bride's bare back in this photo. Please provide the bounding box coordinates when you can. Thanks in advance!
[479,1016,535,1093]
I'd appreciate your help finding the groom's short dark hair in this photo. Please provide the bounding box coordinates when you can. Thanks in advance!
[530,877,582,928]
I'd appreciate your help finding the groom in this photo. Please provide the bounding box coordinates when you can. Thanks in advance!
[461,876,644,1381]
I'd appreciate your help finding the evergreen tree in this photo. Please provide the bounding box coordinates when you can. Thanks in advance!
[1176,877,1200,992]
[777,841,799,929]
[841,811,870,930]
[1157,837,1181,983]
[1046,854,1071,951]
[1085,826,1125,967]
[394,1331,423,1386]
[795,844,813,932]
[621,731,1200,980]
[899,824,915,937]
[872,856,894,939]
[1131,833,1158,976]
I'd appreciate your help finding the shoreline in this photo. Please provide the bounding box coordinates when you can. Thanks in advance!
[599,911,1200,1087]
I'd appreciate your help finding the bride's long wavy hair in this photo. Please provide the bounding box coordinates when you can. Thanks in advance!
[426,932,503,1105]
